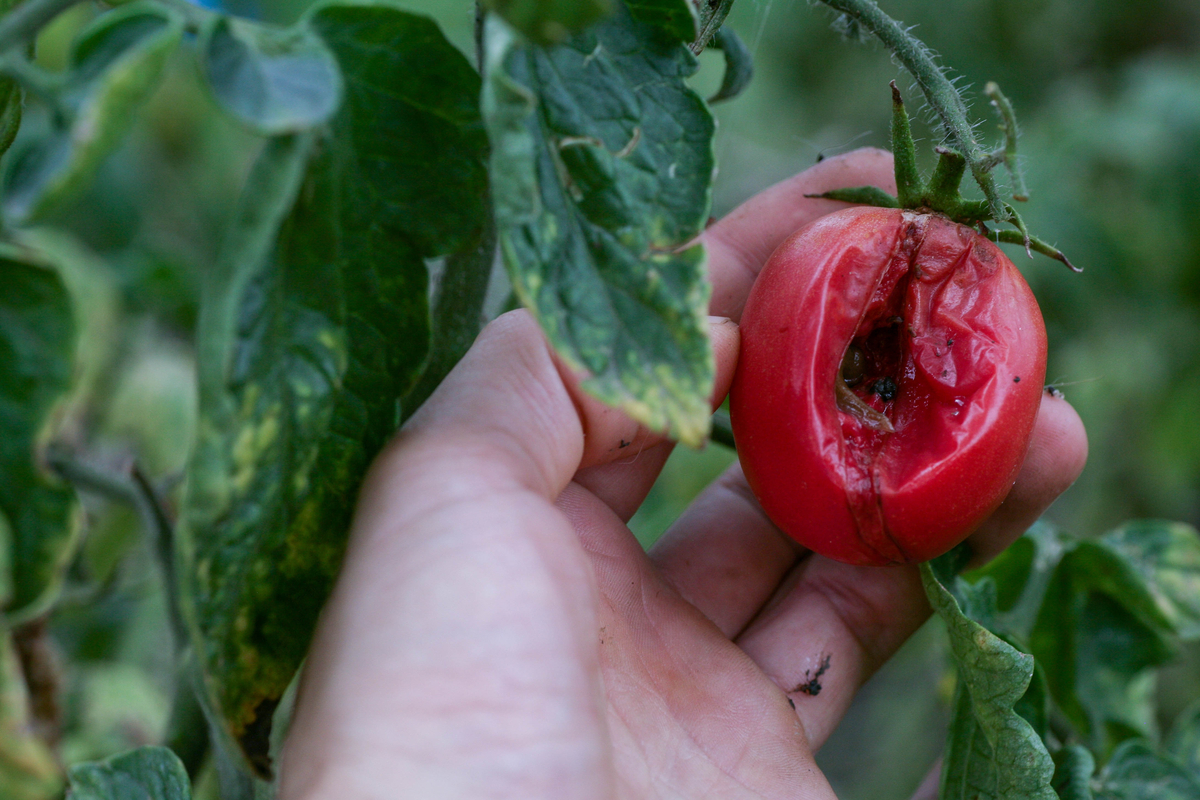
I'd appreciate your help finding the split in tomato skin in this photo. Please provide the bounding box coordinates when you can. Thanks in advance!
[729,206,1047,566]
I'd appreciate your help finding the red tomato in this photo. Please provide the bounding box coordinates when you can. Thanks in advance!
[729,206,1047,565]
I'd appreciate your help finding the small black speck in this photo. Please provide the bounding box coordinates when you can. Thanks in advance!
[618,439,631,448]
[941,370,948,377]
[787,697,796,709]
[870,377,898,402]
[1014,376,1021,383]
[947,338,954,346]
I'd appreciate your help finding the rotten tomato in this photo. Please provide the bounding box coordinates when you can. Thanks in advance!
[729,206,1047,565]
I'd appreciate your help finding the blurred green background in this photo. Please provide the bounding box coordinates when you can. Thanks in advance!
[22,0,1200,797]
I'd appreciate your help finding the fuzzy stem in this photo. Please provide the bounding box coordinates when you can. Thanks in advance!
[890,81,922,206]
[985,82,1028,201]
[926,148,967,204]
[815,0,1006,218]
[991,229,1081,272]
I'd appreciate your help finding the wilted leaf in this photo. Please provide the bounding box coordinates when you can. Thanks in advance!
[922,563,1056,800]
[65,746,190,800]
[707,26,753,103]
[180,2,488,776]
[4,3,183,223]
[0,631,61,800]
[483,0,613,44]
[483,5,716,445]
[0,244,80,616]
[200,15,343,134]
[1095,739,1200,800]
[692,0,734,50]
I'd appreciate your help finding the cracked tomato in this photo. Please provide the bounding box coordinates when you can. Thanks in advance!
[729,206,1047,565]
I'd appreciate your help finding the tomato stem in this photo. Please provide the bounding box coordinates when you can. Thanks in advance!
[814,0,1007,219]
[806,84,1080,272]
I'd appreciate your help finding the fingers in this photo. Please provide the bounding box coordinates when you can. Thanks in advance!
[649,461,805,638]
[653,392,1087,749]
[389,311,739,514]
[704,148,897,320]
[737,393,1088,748]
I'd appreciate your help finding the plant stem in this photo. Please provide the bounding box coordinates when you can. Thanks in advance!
[11,616,62,746]
[0,0,80,54]
[985,82,1028,201]
[815,0,1006,218]
[45,447,190,645]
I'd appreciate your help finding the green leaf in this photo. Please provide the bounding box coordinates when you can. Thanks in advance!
[0,631,61,800]
[1052,745,1097,800]
[1097,520,1200,639]
[1095,739,1200,800]
[180,2,488,776]
[483,0,614,45]
[1029,525,1190,755]
[1166,700,1200,778]
[65,746,191,800]
[707,26,753,104]
[964,522,1070,641]
[921,564,1056,800]
[200,16,343,135]
[0,244,80,617]
[4,2,184,223]
[626,0,697,42]
[483,5,716,445]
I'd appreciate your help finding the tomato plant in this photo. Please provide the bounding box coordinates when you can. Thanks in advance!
[732,205,1047,564]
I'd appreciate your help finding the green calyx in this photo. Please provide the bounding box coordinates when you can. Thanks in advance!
[813,81,1080,273]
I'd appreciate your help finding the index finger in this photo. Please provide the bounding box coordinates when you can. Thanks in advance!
[704,147,896,320]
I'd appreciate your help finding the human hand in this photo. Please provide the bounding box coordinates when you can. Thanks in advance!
[278,149,1088,800]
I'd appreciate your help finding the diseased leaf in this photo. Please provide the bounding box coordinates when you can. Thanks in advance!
[626,0,697,42]
[180,2,488,777]
[707,26,753,103]
[1030,525,1189,756]
[483,0,613,44]
[483,5,716,445]
[1052,745,1097,800]
[1095,739,1200,800]
[0,244,80,617]
[922,563,1056,800]
[0,631,61,800]
[4,2,183,223]
[65,746,191,800]
[200,15,343,134]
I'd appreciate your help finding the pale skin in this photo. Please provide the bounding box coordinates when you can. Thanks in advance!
[278,149,1089,800]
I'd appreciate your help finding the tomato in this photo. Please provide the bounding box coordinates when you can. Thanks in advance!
[729,206,1047,566]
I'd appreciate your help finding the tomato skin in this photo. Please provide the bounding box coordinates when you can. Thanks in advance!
[729,206,1047,566]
